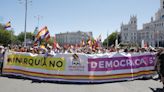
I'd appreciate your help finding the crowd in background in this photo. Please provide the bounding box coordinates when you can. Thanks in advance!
[0,43,161,56]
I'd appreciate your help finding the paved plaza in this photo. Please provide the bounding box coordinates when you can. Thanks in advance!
[0,76,163,92]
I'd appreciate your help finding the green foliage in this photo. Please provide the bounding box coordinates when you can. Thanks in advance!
[40,37,54,46]
[0,23,56,46]
[0,23,21,46]
[0,29,14,46]
[103,32,121,47]
[0,24,4,30]
[17,32,34,42]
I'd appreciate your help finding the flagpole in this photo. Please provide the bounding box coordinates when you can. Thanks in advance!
[158,32,159,47]
[115,30,118,48]
[107,31,109,49]
[11,28,14,48]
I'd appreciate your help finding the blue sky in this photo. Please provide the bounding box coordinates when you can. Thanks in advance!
[0,0,159,41]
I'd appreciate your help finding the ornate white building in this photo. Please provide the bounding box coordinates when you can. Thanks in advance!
[56,31,92,45]
[121,0,164,47]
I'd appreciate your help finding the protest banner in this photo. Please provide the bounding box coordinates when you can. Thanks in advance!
[3,52,156,83]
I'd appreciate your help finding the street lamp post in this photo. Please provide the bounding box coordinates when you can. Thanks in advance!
[19,0,32,47]
[34,15,43,28]
[24,0,27,47]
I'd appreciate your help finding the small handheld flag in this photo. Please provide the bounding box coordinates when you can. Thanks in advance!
[34,26,50,46]
[4,21,11,29]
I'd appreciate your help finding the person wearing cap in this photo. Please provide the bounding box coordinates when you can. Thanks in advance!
[0,46,4,75]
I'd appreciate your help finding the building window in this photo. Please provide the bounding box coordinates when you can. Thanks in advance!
[124,33,126,36]
[146,26,149,29]
[124,28,128,31]
[162,15,164,19]
[125,37,127,40]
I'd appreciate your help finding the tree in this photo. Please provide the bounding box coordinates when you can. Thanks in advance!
[103,32,121,47]
[0,23,4,30]
[0,23,55,46]
[40,37,54,46]
[17,32,34,43]
[0,29,16,46]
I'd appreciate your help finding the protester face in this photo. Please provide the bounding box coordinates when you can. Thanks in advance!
[24,48,28,52]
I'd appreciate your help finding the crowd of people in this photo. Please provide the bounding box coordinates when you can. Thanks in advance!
[0,44,159,55]
[0,43,164,88]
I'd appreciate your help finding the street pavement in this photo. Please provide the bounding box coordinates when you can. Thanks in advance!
[0,76,163,92]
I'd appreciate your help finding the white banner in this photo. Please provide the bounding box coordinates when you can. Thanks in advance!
[3,52,156,83]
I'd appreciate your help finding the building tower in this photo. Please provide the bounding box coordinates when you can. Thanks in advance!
[129,16,137,25]
[129,16,137,30]
[156,0,164,20]
[160,0,164,9]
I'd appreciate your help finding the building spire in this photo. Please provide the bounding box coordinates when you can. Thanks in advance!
[160,0,164,9]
